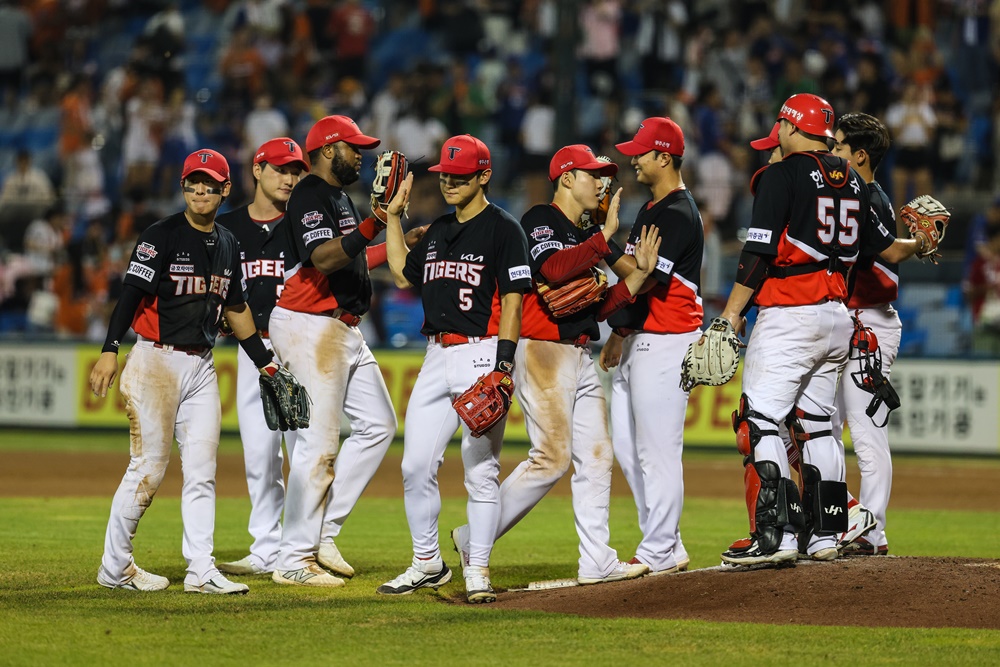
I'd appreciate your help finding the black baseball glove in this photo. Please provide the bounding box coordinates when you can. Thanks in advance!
[259,363,311,431]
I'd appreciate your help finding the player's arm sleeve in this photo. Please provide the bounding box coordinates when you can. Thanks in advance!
[539,232,611,283]
[495,219,533,294]
[101,284,145,354]
[122,227,167,293]
[366,242,388,269]
[743,166,790,257]
[648,215,687,285]
[226,239,248,306]
[734,248,770,289]
[862,199,895,257]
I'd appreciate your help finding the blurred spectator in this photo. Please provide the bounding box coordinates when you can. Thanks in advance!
[772,55,820,115]
[933,82,967,192]
[885,81,936,203]
[963,226,1000,357]
[121,78,166,196]
[219,26,267,110]
[367,71,408,147]
[142,2,186,95]
[519,89,556,206]
[0,0,33,108]
[853,54,891,118]
[394,97,449,173]
[0,151,55,253]
[243,93,289,163]
[579,0,622,99]
[635,0,687,94]
[328,0,376,80]
[23,203,69,276]
[157,88,199,198]
[965,196,1000,265]
[59,75,95,200]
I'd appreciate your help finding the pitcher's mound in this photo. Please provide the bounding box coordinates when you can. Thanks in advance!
[487,557,1000,629]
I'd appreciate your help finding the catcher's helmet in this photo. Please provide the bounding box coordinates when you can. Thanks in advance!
[777,93,835,138]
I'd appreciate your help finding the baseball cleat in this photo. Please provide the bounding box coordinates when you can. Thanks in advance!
[721,538,798,566]
[317,541,355,578]
[97,564,169,591]
[464,566,496,603]
[184,574,250,595]
[579,560,649,585]
[641,555,690,577]
[837,502,877,551]
[272,564,346,587]
[218,556,271,575]
[377,560,452,595]
[450,525,470,574]
[841,538,889,557]
[798,547,839,561]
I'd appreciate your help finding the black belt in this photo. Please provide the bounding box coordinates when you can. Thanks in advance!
[768,257,848,279]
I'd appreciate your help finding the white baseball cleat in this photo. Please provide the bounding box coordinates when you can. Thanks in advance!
[272,564,346,587]
[646,555,691,577]
[450,525,470,574]
[377,559,452,595]
[317,541,355,578]
[184,574,250,595]
[721,538,798,566]
[218,556,271,575]
[838,503,877,551]
[97,564,169,591]
[464,566,496,604]
[578,560,649,585]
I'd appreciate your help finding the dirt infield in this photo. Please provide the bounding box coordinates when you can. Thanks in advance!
[487,557,1000,629]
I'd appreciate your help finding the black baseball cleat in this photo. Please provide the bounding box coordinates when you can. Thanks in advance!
[721,537,798,566]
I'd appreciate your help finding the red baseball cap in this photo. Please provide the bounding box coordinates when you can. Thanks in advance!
[181,148,230,182]
[304,115,380,153]
[616,117,685,157]
[428,135,492,175]
[548,144,618,181]
[750,122,780,150]
[254,137,309,171]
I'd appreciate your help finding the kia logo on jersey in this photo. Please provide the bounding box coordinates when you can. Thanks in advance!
[302,211,324,229]
[136,242,157,261]
[530,226,554,242]
[461,253,484,262]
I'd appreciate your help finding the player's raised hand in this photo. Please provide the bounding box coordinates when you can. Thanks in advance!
[90,352,120,398]
[386,172,413,220]
[602,187,623,242]
[633,225,661,274]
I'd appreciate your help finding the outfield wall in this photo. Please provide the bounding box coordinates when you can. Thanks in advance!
[0,342,996,454]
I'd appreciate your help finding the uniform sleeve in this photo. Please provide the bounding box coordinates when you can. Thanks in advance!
[289,192,337,262]
[122,225,168,294]
[495,217,533,294]
[861,199,895,257]
[744,165,792,257]
[226,237,248,306]
[645,207,694,285]
[402,232,429,289]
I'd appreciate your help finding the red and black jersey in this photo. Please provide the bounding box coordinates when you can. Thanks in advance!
[403,202,532,337]
[847,180,899,309]
[519,204,603,341]
[745,151,893,307]
[123,212,246,347]
[217,204,291,331]
[275,174,371,315]
[608,189,704,334]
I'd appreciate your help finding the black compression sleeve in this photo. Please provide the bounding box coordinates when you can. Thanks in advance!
[494,339,517,373]
[238,333,274,368]
[734,248,770,290]
[102,284,145,353]
[606,238,626,266]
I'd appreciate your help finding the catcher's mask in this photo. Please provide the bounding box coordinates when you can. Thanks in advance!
[848,312,899,427]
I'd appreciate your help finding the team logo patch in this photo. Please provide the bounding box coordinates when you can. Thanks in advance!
[508,265,531,281]
[530,240,563,260]
[127,261,155,283]
[136,242,157,261]
[530,226,554,242]
[303,228,334,244]
[302,211,324,229]
[170,263,194,274]
[745,228,773,243]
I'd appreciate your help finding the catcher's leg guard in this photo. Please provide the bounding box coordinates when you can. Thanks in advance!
[790,407,849,539]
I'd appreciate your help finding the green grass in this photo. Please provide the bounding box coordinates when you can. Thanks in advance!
[2,491,999,666]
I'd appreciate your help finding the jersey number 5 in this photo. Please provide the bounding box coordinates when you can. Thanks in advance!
[816,197,860,246]
[458,288,473,311]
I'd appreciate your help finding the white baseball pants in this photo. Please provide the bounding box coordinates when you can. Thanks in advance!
[611,329,701,572]
[269,307,396,572]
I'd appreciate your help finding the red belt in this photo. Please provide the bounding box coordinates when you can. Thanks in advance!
[560,334,591,348]
[258,330,269,339]
[320,309,362,327]
[152,342,210,355]
[429,333,494,347]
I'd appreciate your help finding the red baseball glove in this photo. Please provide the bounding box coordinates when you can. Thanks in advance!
[537,267,608,318]
[370,150,409,225]
[899,194,950,263]
[452,371,514,438]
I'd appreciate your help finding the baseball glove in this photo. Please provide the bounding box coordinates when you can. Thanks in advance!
[679,317,741,392]
[259,363,311,431]
[370,150,409,225]
[580,156,615,229]
[452,371,514,438]
[537,267,608,318]
[900,194,950,263]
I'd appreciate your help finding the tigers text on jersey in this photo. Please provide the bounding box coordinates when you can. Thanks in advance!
[217,204,292,332]
[123,212,246,347]
[607,189,704,334]
[403,202,532,336]
[519,203,602,341]
[847,180,899,309]
[744,151,893,308]
[275,174,371,316]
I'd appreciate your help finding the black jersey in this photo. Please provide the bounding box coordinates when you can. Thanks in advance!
[745,151,893,307]
[608,189,704,334]
[275,174,371,315]
[847,180,899,308]
[519,204,602,341]
[403,202,532,337]
[123,212,246,347]
[217,204,291,331]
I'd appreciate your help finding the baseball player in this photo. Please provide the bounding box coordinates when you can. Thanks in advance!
[90,148,288,594]
[451,145,663,585]
[830,112,906,556]
[598,118,704,576]
[268,116,396,587]
[716,95,932,566]
[379,134,532,603]
[215,138,309,576]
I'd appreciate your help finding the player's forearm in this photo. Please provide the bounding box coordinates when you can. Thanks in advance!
[539,234,610,283]
[385,212,413,288]
[497,292,523,342]
[880,237,924,264]
[607,250,637,280]
[225,303,258,340]
[313,218,384,274]
[101,284,144,353]
[720,283,756,328]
